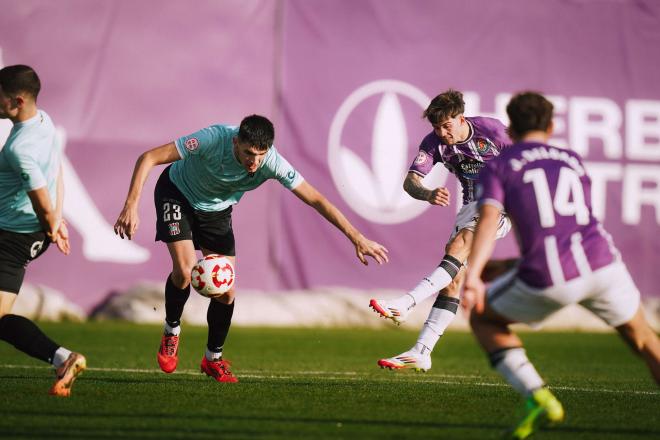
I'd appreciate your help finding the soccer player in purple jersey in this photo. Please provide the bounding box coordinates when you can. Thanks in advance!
[370,89,512,371]
[463,92,660,439]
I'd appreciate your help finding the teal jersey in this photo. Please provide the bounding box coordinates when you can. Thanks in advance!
[0,110,62,233]
[170,124,304,211]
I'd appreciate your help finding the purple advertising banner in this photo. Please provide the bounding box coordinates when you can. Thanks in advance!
[1,0,659,310]
[276,0,660,297]
[0,1,280,309]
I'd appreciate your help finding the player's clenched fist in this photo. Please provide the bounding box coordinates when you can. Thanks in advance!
[428,187,450,206]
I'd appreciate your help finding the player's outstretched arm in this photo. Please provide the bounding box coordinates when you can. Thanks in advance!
[462,204,500,313]
[114,142,181,240]
[292,181,389,265]
[403,172,450,206]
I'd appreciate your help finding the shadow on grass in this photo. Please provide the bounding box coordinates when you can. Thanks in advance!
[3,409,660,439]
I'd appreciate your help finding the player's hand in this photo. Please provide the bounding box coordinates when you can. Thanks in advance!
[354,236,389,266]
[428,187,450,206]
[54,219,71,255]
[461,270,486,314]
[114,203,140,240]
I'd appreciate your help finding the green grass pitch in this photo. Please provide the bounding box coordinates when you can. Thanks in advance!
[0,321,658,439]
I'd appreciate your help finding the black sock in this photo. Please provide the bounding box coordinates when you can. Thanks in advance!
[0,314,59,364]
[207,300,234,353]
[165,274,190,328]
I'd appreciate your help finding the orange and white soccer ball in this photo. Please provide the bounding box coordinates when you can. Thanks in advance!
[191,254,235,298]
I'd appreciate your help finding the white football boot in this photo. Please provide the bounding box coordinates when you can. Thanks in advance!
[377,349,431,372]
[369,295,415,325]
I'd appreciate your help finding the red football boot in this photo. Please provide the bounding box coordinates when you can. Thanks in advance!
[157,334,179,373]
[200,357,238,383]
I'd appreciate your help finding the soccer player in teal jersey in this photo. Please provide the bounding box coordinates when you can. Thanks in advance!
[0,65,86,397]
[114,115,389,382]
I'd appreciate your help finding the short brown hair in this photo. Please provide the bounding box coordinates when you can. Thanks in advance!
[506,92,553,138]
[0,65,41,99]
[422,89,465,124]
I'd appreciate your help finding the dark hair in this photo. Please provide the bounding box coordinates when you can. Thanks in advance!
[506,92,553,138]
[422,89,465,124]
[237,114,274,151]
[0,65,41,99]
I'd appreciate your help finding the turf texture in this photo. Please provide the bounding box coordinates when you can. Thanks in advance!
[0,321,658,439]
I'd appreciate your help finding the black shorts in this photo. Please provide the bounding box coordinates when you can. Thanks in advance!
[0,229,50,294]
[154,166,235,256]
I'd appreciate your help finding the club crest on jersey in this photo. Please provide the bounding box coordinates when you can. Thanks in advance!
[414,151,429,165]
[168,222,180,236]
[476,139,490,154]
[184,138,199,152]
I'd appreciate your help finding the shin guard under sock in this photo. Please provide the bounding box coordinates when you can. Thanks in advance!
[207,300,235,355]
[165,274,190,328]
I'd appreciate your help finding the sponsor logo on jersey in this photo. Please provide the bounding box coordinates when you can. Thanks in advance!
[287,170,296,181]
[21,172,29,181]
[458,159,484,180]
[168,222,180,236]
[184,138,199,152]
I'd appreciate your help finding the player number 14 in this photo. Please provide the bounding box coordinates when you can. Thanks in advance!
[523,167,589,228]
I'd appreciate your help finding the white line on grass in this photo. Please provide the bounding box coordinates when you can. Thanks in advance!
[2,364,658,396]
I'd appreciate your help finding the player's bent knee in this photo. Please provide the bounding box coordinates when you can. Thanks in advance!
[171,269,193,289]
[212,289,235,304]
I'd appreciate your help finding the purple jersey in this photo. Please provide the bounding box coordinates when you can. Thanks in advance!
[478,141,619,288]
[409,116,510,205]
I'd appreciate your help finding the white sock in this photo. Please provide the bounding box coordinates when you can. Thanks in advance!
[52,347,72,368]
[205,347,223,361]
[414,306,458,352]
[408,267,453,305]
[491,348,545,397]
[164,321,181,336]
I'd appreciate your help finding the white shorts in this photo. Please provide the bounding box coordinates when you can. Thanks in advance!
[488,261,641,327]
[450,201,511,240]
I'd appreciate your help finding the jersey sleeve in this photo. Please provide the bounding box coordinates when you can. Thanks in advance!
[490,119,512,150]
[266,147,305,190]
[174,124,227,159]
[477,159,505,211]
[408,133,439,176]
[5,142,47,191]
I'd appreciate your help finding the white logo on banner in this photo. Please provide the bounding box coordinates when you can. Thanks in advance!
[328,80,448,224]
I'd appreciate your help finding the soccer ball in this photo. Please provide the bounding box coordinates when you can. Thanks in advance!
[191,254,235,298]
